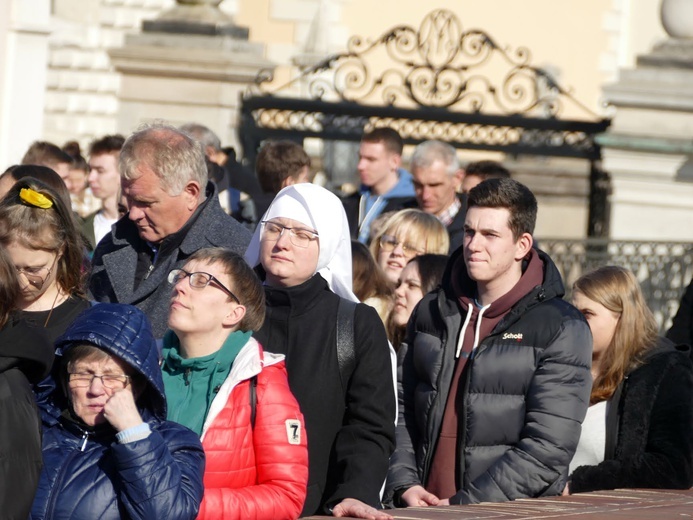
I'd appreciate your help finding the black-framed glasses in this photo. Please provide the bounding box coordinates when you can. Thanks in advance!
[261,220,319,248]
[15,256,57,290]
[168,268,240,304]
[379,235,425,258]
[68,372,131,390]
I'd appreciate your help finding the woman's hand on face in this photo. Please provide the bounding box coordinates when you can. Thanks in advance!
[103,386,144,432]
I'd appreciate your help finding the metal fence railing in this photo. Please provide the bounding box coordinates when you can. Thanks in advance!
[537,239,693,332]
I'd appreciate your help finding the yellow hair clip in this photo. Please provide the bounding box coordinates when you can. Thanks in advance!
[19,188,54,209]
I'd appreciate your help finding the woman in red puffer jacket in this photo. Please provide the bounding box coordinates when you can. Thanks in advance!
[161,247,308,520]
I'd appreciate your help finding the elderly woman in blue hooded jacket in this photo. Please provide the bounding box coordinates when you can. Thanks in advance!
[30,303,205,520]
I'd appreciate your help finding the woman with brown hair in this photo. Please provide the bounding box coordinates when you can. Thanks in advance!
[0,177,90,422]
[567,265,693,493]
[351,240,394,324]
[0,247,53,518]
[0,177,89,343]
[387,254,448,351]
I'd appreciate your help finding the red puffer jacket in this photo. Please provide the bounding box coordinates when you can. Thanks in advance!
[198,338,308,520]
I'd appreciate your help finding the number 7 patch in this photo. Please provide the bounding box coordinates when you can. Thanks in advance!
[285,419,301,445]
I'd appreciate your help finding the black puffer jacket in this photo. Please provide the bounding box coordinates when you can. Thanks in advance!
[570,338,693,492]
[386,247,592,505]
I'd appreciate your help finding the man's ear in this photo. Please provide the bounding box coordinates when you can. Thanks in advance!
[182,181,202,211]
[515,232,534,260]
[223,303,246,329]
[389,152,402,172]
[452,168,464,191]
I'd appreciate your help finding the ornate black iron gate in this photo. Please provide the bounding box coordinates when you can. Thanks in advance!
[239,9,611,236]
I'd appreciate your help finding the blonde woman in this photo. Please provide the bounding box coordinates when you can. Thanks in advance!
[369,209,449,285]
[567,266,693,493]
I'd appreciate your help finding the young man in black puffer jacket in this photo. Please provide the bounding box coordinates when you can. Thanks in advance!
[386,178,592,507]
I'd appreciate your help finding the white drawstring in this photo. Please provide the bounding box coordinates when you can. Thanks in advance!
[455,302,491,358]
[455,305,474,359]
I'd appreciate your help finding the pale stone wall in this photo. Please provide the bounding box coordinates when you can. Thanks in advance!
[0,0,52,168]
[43,0,173,151]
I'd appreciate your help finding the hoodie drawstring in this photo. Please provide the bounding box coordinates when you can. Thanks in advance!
[455,305,473,359]
[455,302,491,359]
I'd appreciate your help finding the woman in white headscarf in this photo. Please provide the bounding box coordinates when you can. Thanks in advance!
[245,184,395,520]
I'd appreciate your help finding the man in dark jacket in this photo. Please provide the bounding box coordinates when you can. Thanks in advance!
[386,178,592,507]
[89,125,252,337]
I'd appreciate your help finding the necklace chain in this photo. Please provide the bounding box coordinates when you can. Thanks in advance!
[43,290,62,327]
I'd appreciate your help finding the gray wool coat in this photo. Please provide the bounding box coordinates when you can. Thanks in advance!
[88,182,252,337]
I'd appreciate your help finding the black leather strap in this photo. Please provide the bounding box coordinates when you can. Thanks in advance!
[250,375,258,429]
[336,298,357,392]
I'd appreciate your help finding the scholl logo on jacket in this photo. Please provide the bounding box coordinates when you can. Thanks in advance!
[502,332,523,341]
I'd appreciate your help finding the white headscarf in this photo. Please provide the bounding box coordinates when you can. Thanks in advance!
[244,184,358,302]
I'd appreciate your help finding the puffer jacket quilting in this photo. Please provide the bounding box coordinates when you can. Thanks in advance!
[386,248,592,505]
[31,303,205,520]
[196,337,309,520]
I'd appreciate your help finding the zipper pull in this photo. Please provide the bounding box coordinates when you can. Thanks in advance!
[184,367,191,386]
[144,263,154,280]
[80,431,89,451]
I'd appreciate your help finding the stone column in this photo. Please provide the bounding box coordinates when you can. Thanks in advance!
[108,0,274,150]
[599,0,693,240]
[0,0,51,167]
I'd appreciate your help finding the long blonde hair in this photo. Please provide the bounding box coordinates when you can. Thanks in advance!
[573,266,658,404]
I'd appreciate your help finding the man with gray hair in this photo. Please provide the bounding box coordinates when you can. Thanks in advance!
[410,140,466,251]
[89,124,252,337]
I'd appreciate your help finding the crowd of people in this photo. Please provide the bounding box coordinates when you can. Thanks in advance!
[0,122,691,520]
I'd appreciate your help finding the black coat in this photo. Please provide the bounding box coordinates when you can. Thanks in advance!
[444,194,467,253]
[666,276,693,359]
[253,274,396,516]
[386,247,592,505]
[570,338,693,492]
[400,194,467,253]
[0,320,52,520]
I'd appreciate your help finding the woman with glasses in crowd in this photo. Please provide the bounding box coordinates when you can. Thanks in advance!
[0,177,90,420]
[31,303,205,520]
[0,177,89,343]
[369,209,449,285]
[0,247,53,519]
[566,266,693,493]
[161,247,308,520]
[245,183,396,520]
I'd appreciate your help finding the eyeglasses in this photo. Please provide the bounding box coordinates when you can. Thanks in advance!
[68,372,131,390]
[15,259,56,291]
[261,220,319,248]
[379,235,425,258]
[168,268,240,304]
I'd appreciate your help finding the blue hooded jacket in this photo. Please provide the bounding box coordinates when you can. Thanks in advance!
[31,303,205,520]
